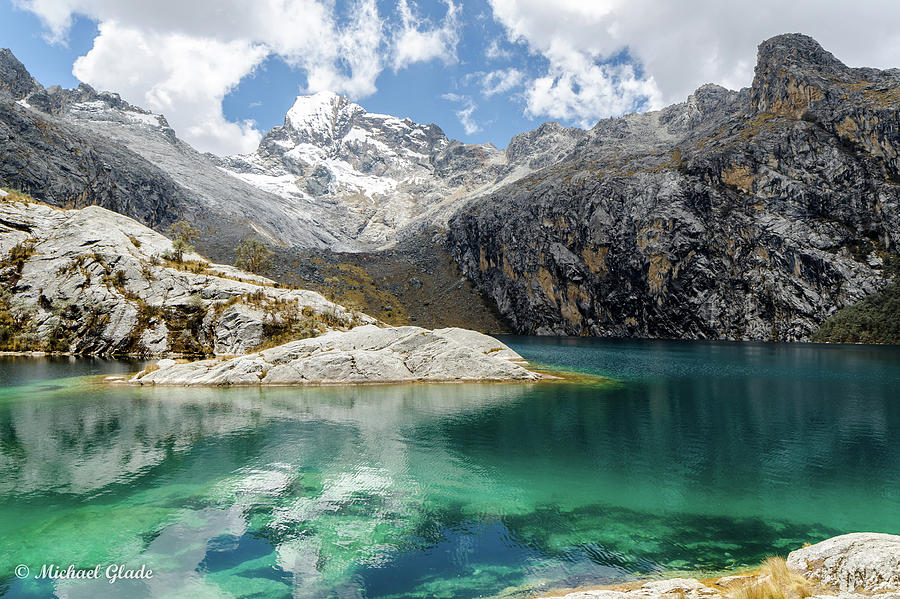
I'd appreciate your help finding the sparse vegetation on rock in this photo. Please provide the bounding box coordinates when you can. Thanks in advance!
[166,220,199,263]
[813,282,900,344]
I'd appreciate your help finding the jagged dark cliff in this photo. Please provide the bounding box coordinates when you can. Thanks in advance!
[0,50,187,228]
[448,34,900,341]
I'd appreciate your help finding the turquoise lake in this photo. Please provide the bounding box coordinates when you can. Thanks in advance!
[1,338,899,598]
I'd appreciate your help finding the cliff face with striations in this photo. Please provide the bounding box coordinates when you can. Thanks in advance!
[448,34,900,340]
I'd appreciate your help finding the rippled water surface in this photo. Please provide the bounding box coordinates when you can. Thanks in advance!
[1,339,899,598]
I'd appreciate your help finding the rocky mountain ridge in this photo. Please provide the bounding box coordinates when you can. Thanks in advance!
[3,35,899,341]
[131,324,539,385]
[448,34,900,340]
[1,49,584,252]
[0,58,355,252]
[217,90,587,247]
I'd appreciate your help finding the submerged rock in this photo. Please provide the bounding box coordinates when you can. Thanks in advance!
[131,324,540,385]
[786,533,900,593]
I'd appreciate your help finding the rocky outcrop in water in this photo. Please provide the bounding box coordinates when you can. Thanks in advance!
[448,34,900,341]
[0,194,534,384]
[131,324,538,385]
[0,195,372,355]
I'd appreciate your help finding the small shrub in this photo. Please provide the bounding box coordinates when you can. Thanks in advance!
[167,220,200,263]
[235,238,273,274]
[141,262,154,281]
[56,255,85,276]
[6,242,35,265]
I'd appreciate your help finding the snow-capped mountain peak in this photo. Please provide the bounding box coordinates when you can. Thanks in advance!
[284,91,364,144]
[216,91,460,246]
[213,89,585,248]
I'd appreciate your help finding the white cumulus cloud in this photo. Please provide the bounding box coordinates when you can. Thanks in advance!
[442,93,480,135]
[484,38,512,62]
[72,22,267,154]
[488,0,900,127]
[479,68,524,97]
[392,0,460,70]
[16,0,398,154]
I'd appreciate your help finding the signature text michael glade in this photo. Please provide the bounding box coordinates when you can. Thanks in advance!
[17,563,153,583]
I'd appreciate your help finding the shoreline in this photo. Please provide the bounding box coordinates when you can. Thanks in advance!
[526,534,900,599]
[528,568,759,599]
[104,361,612,388]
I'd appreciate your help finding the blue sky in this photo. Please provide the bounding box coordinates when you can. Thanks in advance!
[4,0,900,155]
[219,0,554,147]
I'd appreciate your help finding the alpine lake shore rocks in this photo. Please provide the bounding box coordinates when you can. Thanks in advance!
[128,324,541,386]
[534,533,900,599]
[0,195,544,385]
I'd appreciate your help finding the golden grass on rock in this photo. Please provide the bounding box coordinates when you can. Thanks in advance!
[727,557,813,599]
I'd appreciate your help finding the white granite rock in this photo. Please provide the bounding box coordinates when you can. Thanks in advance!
[132,324,540,385]
[715,575,755,587]
[787,533,900,593]
[543,592,628,599]
[213,303,266,355]
[640,579,716,595]
[139,320,169,355]
[0,199,375,355]
[155,358,177,370]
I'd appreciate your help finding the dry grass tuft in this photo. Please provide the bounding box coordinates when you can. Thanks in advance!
[727,557,812,599]
[136,362,160,379]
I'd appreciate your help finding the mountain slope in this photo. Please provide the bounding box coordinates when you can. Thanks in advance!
[0,49,524,330]
[4,36,899,341]
[447,34,900,341]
